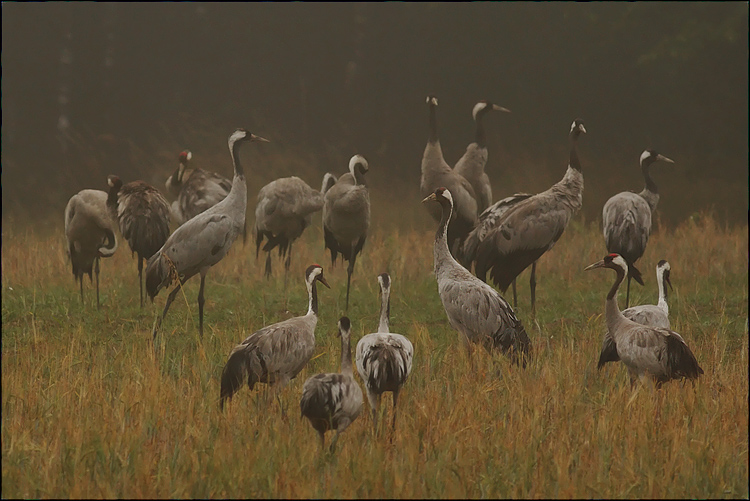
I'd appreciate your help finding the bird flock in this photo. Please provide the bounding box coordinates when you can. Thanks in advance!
[63,97,703,452]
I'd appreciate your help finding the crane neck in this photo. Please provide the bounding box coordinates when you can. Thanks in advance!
[340,329,354,377]
[429,104,439,144]
[641,159,658,194]
[474,109,489,147]
[605,265,628,339]
[569,130,582,172]
[657,271,669,315]
[378,289,390,333]
[433,198,457,274]
[229,138,245,180]
[307,279,320,317]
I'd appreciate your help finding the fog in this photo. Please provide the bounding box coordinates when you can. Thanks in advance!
[2,3,747,225]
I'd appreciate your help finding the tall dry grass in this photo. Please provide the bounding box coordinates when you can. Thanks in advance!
[1,206,748,498]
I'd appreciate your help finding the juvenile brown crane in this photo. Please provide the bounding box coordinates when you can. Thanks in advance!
[585,254,702,387]
[64,189,118,308]
[323,154,370,310]
[107,175,171,307]
[423,187,531,368]
[602,149,675,308]
[146,129,268,339]
[356,273,414,432]
[220,264,330,410]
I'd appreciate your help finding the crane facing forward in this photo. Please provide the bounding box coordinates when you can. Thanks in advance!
[146,129,269,339]
[300,316,363,452]
[585,254,702,387]
[602,149,675,308]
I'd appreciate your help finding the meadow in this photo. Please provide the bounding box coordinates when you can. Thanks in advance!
[1,201,748,498]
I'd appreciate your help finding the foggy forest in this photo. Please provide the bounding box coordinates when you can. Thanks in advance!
[2,2,748,226]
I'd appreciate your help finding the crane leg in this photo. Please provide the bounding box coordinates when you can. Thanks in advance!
[264,252,272,278]
[391,389,400,431]
[366,390,380,433]
[625,275,631,309]
[530,261,537,314]
[512,279,517,308]
[95,256,101,309]
[346,251,356,311]
[79,276,84,304]
[197,273,206,338]
[153,281,183,340]
[138,257,144,308]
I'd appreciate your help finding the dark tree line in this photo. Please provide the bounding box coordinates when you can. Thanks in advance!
[2,3,747,224]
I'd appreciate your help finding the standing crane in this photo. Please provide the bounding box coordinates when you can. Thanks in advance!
[107,175,171,307]
[220,264,330,410]
[300,316,363,452]
[461,119,587,313]
[419,96,478,256]
[323,154,370,310]
[146,129,269,339]
[598,259,672,369]
[585,254,702,386]
[423,187,531,368]
[356,273,414,432]
[453,100,511,215]
[602,149,675,308]
[253,175,326,278]
[64,189,118,308]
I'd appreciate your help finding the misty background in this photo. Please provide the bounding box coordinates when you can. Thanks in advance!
[2,3,748,229]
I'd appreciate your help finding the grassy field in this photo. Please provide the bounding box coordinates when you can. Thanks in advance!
[2,204,748,498]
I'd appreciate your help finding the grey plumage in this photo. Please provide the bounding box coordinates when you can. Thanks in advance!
[355,273,414,431]
[106,175,171,307]
[146,129,269,339]
[602,149,675,308]
[420,96,478,256]
[453,101,511,215]
[598,259,672,369]
[254,175,325,277]
[323,154,371,310]
[586,254,702,386]
[300,316,363,451]
[423,187,531,368]
[64,189,118,308]
[221,264,330,410]
[461,119,587,312]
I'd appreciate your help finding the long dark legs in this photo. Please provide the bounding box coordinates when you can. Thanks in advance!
[95,256,101,309]
[512,279,518,308]
[346,249,356,311]
[625,275,631,309]
[197,272,207,338]
[153,280,184,340]
[530,260,537,314]
[138,257,144,308]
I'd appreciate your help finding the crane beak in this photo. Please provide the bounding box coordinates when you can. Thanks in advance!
[318,276,331,289]
[422,193,436,204]
[657,154,674,164]
[250,134,270,143]
[493,104,511,113]
[578,124,587,134]
[584,260,605,271]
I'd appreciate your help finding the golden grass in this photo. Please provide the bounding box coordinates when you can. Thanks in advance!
[1,209,748,498]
